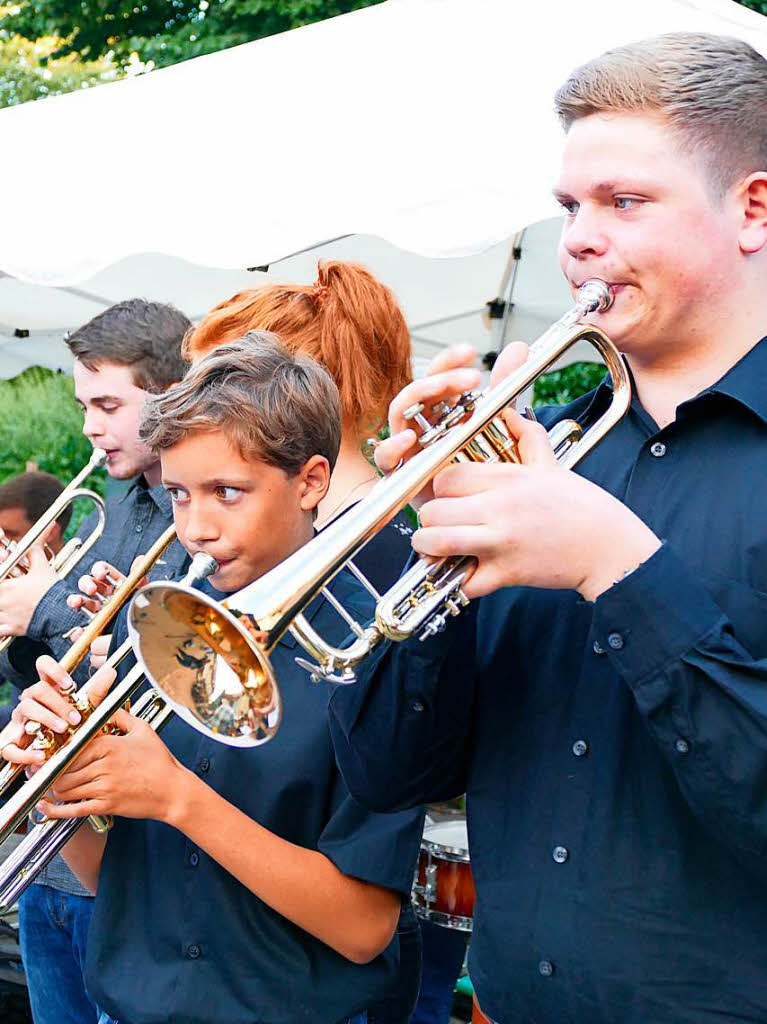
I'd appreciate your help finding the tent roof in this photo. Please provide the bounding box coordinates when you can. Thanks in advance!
[0,220,576,378]
[0,0,764,287]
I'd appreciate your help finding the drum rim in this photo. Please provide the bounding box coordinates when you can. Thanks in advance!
[422,820,470,861]
[412,902,473,932]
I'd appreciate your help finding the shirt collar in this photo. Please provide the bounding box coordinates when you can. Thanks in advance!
[695,336,767,427]
[580,337,767,430]
[119,474,172,515]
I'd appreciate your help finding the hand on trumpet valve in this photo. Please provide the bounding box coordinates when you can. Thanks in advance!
[0,656,115,768]
[35,705,185,824]
[375,342,530,506]
[0,542,57,637]
[88,633,112,672]
[67,560,125,619]
[413,409,661,601]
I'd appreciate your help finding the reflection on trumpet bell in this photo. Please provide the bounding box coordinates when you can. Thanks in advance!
[128,585,281,748]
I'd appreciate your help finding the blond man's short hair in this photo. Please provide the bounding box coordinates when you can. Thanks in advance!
[555,32,767,197]
[139,332,341,476]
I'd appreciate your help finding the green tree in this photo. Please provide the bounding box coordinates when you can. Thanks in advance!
[0,27,117,108]
[0,0,385,74]
[0,368,106,533]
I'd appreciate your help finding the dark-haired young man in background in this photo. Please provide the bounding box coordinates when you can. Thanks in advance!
[0,298,191,1024]
[0,471,70,731]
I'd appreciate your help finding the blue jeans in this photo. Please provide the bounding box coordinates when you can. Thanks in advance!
[409,919,468,1024]
[18,884,98,1024]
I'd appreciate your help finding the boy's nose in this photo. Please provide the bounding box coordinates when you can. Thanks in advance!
[183,503,220,546]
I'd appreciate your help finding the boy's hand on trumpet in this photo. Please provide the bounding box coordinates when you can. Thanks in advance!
[1,654,187,824]
[0,655,115,767]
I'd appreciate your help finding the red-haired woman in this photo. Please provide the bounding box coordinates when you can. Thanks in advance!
[185,260,421,1024]
[185,259,416,591]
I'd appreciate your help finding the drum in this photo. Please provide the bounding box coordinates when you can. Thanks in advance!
[412,818,475,931]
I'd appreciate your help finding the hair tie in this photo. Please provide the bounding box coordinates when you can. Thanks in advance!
[313,282,329,304]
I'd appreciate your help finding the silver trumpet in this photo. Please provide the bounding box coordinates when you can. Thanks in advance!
[0,688,172,908]
[124,280,630,748]
[0,447,108,654]
[0,553,218,908]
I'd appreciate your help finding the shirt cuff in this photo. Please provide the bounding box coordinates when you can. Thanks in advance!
[592,542,726,687]
[28,579,82,644]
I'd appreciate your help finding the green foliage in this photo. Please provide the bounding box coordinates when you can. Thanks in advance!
[1,0,385,73]
[0,368,106,534]
[739,0,767,12]
[533,361,606,408]
[0,680,11,706]
[0,29,117,108]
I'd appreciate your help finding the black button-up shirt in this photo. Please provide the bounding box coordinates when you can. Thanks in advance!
[88,569,424,1024]
[330,337,767,1023]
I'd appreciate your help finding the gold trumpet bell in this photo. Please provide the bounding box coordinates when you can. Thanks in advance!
[127,583,281,747]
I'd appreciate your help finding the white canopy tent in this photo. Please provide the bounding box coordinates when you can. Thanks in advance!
[0,0,764,379]
[0,219,573,378]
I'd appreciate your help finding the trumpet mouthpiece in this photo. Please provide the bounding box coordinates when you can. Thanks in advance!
[577,279,613,314]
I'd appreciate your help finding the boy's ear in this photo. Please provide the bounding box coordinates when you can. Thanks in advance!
[298,455,331,512]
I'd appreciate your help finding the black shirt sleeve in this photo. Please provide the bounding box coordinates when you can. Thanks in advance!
[329,599,478,812]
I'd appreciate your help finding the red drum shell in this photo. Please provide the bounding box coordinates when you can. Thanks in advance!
[413,819,475,930]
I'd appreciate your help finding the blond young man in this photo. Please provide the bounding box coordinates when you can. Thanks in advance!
[329,33,767,1023]
[5,335,424,1024]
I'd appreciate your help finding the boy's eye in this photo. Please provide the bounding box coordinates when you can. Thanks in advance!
[558,199,579,216]
[615,196,640,210]
[166,487,188,503]
[215,486,241,502]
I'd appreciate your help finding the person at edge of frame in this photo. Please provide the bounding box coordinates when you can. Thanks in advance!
[0,299,192,1024]
[1,334,425,1024]
[0,471,71,731]
[183,259,440,1023]
[327,32,767,1024]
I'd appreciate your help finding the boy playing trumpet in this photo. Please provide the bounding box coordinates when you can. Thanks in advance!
[4,334,423,1024]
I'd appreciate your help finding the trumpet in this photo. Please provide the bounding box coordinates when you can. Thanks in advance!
[0,447,108,655]
[0,552,218,909]
[0,524,181,808]
[125,279,631,747]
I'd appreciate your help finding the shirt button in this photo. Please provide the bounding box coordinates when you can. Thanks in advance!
[607,632,624,650]
[189,852,200,867]
[592,640,605,655]
[552,845,569,864]
[409,699,425,713]
[186,943,201,959]
[650,441,667,458]
[197,757,210,774]
[135,524,143,533]
[572,740,589,757]
[675,738,690,754]
[538,959,554,977]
